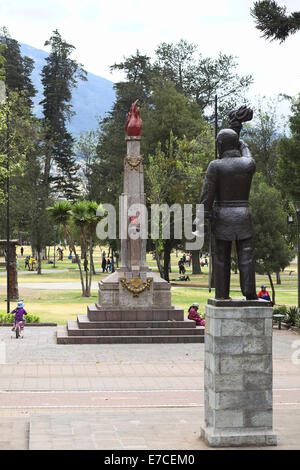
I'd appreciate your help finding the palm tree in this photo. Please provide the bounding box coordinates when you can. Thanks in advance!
[48,200,104,297]
[85,201,101,296]
[47,201,86,296]
[72,201,91,296]
[72,200,104,296]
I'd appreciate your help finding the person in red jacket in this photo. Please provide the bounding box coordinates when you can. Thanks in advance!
[258,285,271,301]
[188,303,205,326]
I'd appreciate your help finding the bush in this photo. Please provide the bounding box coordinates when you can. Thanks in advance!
[273,305,288,316]
[0,313,40,324]
[284,306,300,327]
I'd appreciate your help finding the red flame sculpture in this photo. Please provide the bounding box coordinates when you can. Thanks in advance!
[125,100,142,136]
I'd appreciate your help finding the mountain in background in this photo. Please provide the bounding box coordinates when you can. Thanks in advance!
[20,43,116,136]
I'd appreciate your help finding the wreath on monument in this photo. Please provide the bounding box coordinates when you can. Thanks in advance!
[120,277,152,297]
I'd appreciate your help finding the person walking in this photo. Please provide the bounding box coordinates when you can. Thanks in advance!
[102,257,107,273]
[25,256,30,270]
[178,258,185,275]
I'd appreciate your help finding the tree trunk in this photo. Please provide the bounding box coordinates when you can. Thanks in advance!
[210,243,215,288]
[267,272,275,305]
[111,249,115,273]
[87,242,93,297]
[81,243,85,260]
[64,227,86,296]
[191,250,202,274]
[155,241,164,278]
[163,241,171,282]
[276,272,281,285]
[37,251,42,275]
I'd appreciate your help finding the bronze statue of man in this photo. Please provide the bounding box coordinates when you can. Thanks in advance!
[200,113,257,300]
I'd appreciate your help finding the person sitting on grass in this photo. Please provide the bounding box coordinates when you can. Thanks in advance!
[187,303,205,326]
[171,275,190,281]
[11,301,27,331]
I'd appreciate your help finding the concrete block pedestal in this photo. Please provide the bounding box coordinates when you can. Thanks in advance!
[200,299,277,447]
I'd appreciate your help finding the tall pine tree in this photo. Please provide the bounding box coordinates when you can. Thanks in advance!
[40,29,87,200]
[0,27,36,106]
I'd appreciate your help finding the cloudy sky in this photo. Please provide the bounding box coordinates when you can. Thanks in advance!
[1,0,300,112]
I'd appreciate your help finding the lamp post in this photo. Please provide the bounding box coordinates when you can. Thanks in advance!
[0,82,9,313]
[4,92,10,313]
[53,226,57,269]
[292,202,300,309]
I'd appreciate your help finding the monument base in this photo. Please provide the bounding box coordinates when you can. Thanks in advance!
[57,269,205,344]
[200,301,277,448]
[200,426,277,447]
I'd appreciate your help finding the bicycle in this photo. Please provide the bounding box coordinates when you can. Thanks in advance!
[12,320,25,339]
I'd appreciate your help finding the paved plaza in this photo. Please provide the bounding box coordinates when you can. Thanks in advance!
[0,327,299,450]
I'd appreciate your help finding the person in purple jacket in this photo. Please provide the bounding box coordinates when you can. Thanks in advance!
[11,301,27,331]
[187,303,205,326]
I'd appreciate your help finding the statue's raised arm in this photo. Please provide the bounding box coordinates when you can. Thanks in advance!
[228,105,253,158]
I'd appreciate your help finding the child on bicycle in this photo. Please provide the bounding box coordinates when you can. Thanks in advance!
[11,301,27,331]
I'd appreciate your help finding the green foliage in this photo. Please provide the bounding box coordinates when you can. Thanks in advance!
[47,201,73,226]
[276,96,300,201]
[0,26,36,104]
[146,125,214,280]
[155,41,253,120]
[273,305,288,316]
[251,1,300,42]
[250,174,293,303]
[242,98,282,186]
[284,306,300,326]
[0,90,36,211]
[250,174,293,275]
[112,40,253,122]
[93,39,253,209]
[47,199,103,296]
[0,44,6,83]
[142,79,206,156]
[41,29,87,199]
[75,130,98,199]
[0,313,40,324]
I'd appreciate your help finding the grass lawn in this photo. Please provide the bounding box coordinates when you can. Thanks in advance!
[0,246,298,324]
[0,284,297,325]
[0,288,98,324]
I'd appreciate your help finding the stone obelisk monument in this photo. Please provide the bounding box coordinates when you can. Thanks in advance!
[96,100,173,311]
[57,100,204,343]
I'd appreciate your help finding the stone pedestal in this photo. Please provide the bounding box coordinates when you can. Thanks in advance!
[200,299,277,447]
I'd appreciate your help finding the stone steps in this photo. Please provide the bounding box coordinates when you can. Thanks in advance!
[67,320,203,337]
[56,304,205,345]
[77,315,195,329]
[57,325,204,344]
[87,305,185,322]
